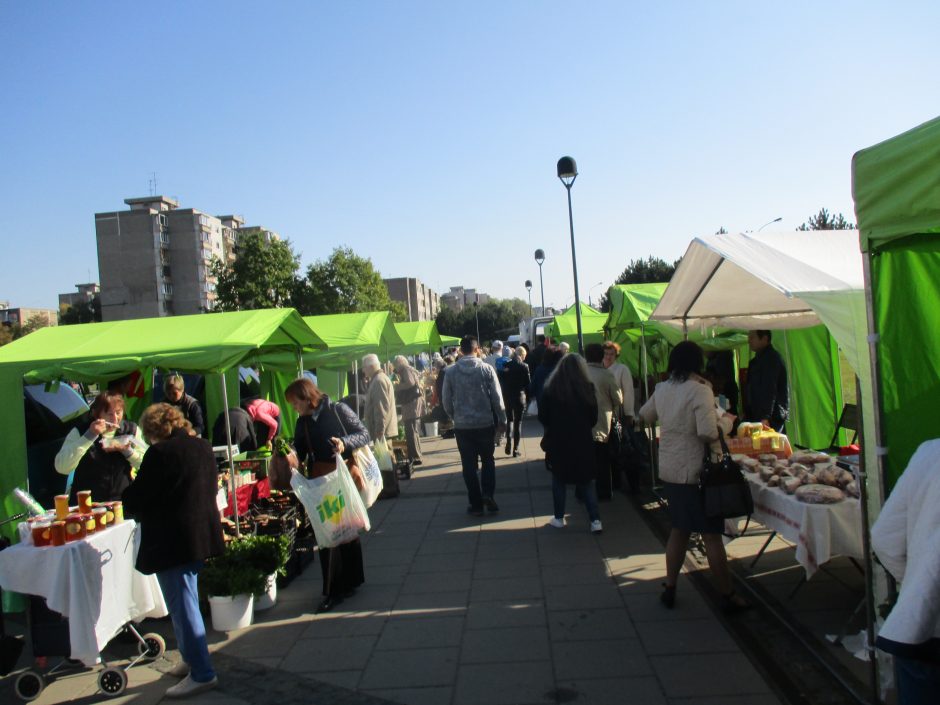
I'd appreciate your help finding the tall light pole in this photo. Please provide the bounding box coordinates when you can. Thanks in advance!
[588,280,604,308]
[524,280,533,317]
[757,217,782,232]
[534,248,546,315]
[557,156,584,355]
[472,300,480,341]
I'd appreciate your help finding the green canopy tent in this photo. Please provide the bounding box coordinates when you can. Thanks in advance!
[0,309,325,536]
[853,114,940,493]
[439,334,460,349]
[393,321,443,357]
[257,311,405,430]
[547,302,607,350]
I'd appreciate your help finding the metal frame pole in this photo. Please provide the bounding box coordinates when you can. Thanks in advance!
[219,372,239,539]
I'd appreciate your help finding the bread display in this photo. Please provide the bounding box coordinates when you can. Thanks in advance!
[795,483,845,504]
[748,449,858,502]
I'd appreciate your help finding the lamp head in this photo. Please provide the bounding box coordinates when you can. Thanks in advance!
[557,156,578,187]
[525,280,532,290]
[534,248,545,265]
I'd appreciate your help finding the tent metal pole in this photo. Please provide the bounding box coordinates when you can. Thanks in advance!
[353,360,359,414]
[220,372,240,539]
[854,375,879,700]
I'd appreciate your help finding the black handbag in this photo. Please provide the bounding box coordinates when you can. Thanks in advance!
[700,429,754,520]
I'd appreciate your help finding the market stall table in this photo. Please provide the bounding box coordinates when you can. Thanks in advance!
[0,519,167,667]
[742,474,864,579]
[224,476,271,518]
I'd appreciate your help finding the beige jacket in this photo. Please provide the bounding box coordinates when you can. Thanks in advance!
[608,362,635,418]
[364,371,398,440]
[586,363,623,442]
[639,374,730,485]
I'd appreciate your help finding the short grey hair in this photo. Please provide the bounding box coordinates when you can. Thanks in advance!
[393,355,410,369]
[362,354,381,373]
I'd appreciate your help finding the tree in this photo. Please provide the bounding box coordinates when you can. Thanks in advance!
[435,299,524,345]
[797,208,856,231]
[0,315,51,346]
[210,232,300,311]
[60,295,101,325]
[292,247,407,320]
[597,256,680,312]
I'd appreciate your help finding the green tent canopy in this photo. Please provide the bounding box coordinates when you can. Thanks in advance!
[440,334,461,348]
[853,115,940,490]
[547,302,607,348]
[0,309,324,530]
[393,321,443,356]
[300,311,403,368]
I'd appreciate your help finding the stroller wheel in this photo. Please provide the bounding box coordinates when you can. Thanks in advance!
[138,633,166,659]
[98,667,127,696]
[14,670,44,701]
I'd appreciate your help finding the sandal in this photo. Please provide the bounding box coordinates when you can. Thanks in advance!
[720,591,751,614]
[660,583,676,609]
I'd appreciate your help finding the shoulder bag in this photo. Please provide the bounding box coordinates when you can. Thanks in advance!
[700,428,753,520]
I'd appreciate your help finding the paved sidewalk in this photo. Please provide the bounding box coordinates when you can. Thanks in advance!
[5,423,784,705]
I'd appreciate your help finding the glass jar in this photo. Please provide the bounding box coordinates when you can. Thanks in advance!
[76,490,93,514]
[31,521,52,547]
[92,507,109,531]
[64,514,86,542]
[54,494,70,521]
[49,521,66,546]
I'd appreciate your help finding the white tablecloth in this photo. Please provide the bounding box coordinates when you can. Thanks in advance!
[744,474,864,578]
[0,520,168,666]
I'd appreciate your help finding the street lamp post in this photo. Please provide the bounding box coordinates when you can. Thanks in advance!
[473,301,480,341]
[588,281,604,308]
[757,217,782,232]
[524,280,533,317]
[534,249,546,315]
[557,156,584,355]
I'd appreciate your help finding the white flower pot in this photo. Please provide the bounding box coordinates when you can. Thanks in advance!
[254,573,278,611]
[422,421,438,437]
[208,594,254,631]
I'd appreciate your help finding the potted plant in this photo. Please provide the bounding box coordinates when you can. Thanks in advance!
[200,541,268,631]
[240,535,291,611]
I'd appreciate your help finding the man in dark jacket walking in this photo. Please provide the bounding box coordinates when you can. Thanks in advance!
[743,330,789,432]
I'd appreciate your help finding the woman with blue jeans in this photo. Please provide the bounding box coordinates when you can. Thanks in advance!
[123,403,224,699]
[538,354,603,534]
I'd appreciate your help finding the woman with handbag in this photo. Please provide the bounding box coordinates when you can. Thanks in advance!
[638,341,748,613]
[285,377,371,614]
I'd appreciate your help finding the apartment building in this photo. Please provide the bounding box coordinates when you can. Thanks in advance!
[439,286,490,312]
[383,277,441,322]
[94,197,254,321]
[58,283,100,314]
[0,307,58,328]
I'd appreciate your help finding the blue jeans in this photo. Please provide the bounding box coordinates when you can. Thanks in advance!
[896,655,940,704]
[156,561,215,683]
[455,427,496,509]
[552,474,600,522]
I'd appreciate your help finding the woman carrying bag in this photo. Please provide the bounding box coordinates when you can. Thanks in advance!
[285,378,371,614]
[639,341,749,613]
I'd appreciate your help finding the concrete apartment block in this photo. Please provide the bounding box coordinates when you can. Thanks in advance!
[58,283,100,314]
[384,277,441,322]
[96,196,232,321]
[0,307,58,327]
[440,286,490,312]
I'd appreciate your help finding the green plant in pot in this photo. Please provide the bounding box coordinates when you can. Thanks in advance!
[241,535,291,578]
[200,542,269,599]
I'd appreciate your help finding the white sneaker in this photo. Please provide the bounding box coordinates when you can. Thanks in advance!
[590,520,603,534]
[166,661,190,678]
[165,674,218,698]
[549,517,566,529]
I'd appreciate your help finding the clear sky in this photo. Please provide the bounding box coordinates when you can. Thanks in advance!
[2,1,938,311]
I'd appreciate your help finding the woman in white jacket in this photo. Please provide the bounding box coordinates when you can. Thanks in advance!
[639,341,746,613]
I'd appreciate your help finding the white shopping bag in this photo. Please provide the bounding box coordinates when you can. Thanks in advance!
[290,454,370,548]
[373,437,395,473]
[353,444,384,508]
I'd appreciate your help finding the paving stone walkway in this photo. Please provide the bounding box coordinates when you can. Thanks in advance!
[4,423,785,705]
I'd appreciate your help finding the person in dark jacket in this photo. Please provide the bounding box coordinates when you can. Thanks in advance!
[743,330,789,431]
[54,391,146,503]
[285,377,370,614]
[164,374,206,438]
[531,346,564,411]
[499,347,531,457]
[211,407,258,453]
[539,354,602,534]
[122,403,223,699]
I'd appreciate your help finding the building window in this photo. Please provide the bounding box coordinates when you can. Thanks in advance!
[160,231,169,244]
[162,283,173,296]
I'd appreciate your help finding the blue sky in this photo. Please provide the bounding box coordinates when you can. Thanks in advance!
[2,1,938,311]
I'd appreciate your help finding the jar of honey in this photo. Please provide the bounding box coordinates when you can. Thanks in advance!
[82,513,97,535]
[64,514,86,542]
[54,494,70,521]
[92,507,109,531]
[107,501,124,524]
[50,521,66,546]
[76,490,93,514]
[31,521,52,547]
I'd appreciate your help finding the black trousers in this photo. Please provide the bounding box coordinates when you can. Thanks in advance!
[505,399,524,450]
[320,539,365,598]
[594,440,613,500]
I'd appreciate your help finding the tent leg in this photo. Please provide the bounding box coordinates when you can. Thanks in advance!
[220,373,239,539]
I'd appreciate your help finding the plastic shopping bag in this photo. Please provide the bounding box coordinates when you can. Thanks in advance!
[290,455,370,548]
[353,444,384,508]
[372,437,394,473]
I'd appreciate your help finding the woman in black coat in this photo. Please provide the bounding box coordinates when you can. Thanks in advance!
[538,354,603,534]
[285,377,370,614]
[122,403,223,699]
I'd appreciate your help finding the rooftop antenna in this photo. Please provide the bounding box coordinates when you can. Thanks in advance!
[148,172,158,196]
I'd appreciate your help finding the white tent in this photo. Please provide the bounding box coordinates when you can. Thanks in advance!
[650,230,866,373]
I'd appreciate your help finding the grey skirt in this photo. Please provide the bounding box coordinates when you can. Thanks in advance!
[662,482,724,534]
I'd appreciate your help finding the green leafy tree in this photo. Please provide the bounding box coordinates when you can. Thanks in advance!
[0,315,51,346]
[292,247,407,320]
[435,299,523,344]
[60,295,101,325]
[210,232,300,311]
[797,208,856,231]
[597,256,680,312]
